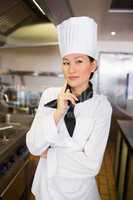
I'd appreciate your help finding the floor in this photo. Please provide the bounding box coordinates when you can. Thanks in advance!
[29,138,118,200]
[96,139,118,200]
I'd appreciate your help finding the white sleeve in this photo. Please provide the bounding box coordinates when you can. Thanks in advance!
[26,88,60,156]
[57,97,112,177]
[26,87,80,156]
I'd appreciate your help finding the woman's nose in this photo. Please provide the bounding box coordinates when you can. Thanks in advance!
[68,63,76,73]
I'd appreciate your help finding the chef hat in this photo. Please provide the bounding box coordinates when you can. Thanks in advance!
[57,16,97,59]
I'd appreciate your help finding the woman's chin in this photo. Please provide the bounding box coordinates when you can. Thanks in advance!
[67,80,80,88]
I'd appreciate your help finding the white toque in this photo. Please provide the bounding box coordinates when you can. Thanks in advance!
[57,16,97,59]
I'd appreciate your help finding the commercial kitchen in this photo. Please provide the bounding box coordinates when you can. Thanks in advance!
[0,0,133,200]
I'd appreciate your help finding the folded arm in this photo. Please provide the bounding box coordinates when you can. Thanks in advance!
[26,88,78,156]
[57,97,112,177]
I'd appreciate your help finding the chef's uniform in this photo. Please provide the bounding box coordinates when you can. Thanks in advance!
[26,17,112,200]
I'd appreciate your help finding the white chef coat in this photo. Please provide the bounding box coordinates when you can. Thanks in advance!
[26,87,112,200]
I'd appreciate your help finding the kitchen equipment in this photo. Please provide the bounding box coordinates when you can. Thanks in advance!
[0,125,32,200]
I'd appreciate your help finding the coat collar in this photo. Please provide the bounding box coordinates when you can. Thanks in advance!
[44,81,93,108]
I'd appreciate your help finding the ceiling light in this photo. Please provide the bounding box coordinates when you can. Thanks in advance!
[32,0,45,15]
[33,72,38,76]
[111,31,116,36]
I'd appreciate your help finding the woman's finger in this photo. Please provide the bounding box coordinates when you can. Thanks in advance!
[41,154,47,158]
[65,89,78,101]
[41,153,47,158]
[64,95,76,105]
[61,80,68,93]
[41,148,48,158]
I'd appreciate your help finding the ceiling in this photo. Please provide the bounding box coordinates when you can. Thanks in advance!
[0,0,133,47]
[70,0,133,41]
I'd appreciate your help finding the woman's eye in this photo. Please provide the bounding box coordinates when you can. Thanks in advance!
[76,60,83,64]
[63,62,69,65]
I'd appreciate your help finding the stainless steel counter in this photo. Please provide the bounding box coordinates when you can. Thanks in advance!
[117,120,133,151]
[114,120,133,200]
[0,114,33,200]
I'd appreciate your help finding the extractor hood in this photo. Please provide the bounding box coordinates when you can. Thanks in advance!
[33,0,73,25]
[0,0,50,46]
[0,0,74,46]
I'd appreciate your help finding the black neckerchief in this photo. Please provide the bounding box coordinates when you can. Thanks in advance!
[44,81,93,137]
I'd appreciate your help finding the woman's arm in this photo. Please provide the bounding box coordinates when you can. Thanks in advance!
[57,97,112,177]
[26,87,79,156]
[26,88,60,156]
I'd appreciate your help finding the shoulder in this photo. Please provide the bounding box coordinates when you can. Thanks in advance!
[42,87,61,96]
[93,94,112,114]
[40,87,61,103]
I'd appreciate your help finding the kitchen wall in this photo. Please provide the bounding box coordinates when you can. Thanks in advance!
[0,46,61,72]
[0,45,64,92]
[0,41,133,92]
[98,41,133,55]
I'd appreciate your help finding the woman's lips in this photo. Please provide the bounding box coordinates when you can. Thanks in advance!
[68,76,79,80]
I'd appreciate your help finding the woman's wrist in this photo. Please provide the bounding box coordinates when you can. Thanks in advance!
[53,109,63,124]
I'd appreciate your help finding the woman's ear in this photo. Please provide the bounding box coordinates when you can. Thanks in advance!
[91,60,97,72]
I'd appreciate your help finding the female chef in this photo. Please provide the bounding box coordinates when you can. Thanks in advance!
[26,16,112,200]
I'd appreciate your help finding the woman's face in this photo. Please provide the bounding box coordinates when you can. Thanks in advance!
[61,53,97,90]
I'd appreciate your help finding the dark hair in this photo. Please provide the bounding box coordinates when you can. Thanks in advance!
[88,56,96,80]
[88,56,95,63]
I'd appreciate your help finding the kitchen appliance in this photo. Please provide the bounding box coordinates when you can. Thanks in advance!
[0,125,32,200]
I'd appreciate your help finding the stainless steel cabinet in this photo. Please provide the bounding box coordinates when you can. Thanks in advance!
[124,152,133,200]
[115,123,133,200]
[114,130,122,186]
[0,158,29,200]
[118,138,128,200]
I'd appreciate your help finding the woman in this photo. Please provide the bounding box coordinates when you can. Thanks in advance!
[26,16,112,200]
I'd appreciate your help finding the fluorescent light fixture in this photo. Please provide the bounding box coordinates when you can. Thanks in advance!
[109,9,133,13]
[111,31,116,36]
[32,0,45,15]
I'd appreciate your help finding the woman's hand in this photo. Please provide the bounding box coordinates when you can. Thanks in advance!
[41,148,49,158]
[53,81,78,124]
[57,81,78,115]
